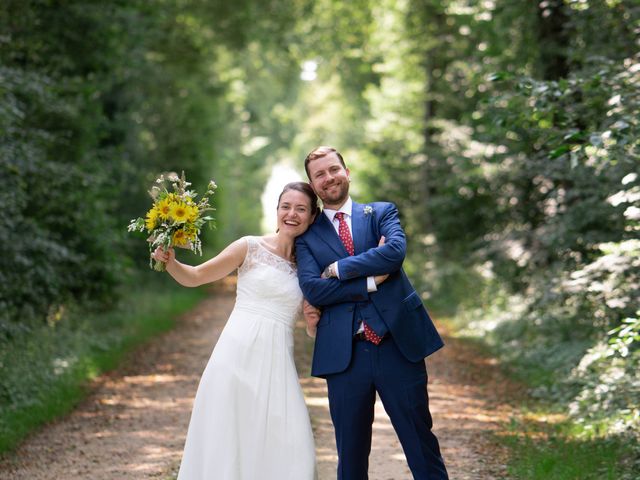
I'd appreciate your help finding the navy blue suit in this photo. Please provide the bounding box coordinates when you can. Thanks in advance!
[296,201,448,479]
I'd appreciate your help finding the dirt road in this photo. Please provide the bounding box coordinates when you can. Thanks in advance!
[1,287,514,479]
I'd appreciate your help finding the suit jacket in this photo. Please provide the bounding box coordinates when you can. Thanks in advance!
[296,201,444,377]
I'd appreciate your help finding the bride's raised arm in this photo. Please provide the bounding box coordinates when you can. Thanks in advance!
[152,237,247,287]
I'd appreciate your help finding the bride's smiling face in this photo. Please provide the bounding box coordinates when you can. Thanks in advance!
[276,190,314,236]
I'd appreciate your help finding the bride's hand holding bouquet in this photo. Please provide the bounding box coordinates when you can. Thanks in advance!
[151,245,175,267]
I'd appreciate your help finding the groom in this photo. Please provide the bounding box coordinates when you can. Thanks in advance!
[296,146,448,480]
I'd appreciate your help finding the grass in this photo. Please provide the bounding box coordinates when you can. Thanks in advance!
[501,416,637,480]
[0,276,207,454]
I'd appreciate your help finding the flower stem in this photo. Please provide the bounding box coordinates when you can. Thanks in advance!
[153,260,166,272]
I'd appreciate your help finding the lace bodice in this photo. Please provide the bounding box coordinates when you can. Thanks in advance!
[235,236,302,327]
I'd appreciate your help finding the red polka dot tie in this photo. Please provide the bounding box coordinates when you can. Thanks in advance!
[334,212,354,256]
[334,212,382,345]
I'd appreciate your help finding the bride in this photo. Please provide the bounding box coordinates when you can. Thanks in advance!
[152,181,319,480]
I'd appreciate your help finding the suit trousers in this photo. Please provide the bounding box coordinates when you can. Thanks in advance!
[325,336,448,480]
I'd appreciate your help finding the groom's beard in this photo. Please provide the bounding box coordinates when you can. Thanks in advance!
[319,182,349,207]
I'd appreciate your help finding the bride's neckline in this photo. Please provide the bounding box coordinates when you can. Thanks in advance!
[256,238,295,264]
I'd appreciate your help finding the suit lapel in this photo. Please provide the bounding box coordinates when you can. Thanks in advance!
[351,202,369,255]
[311,211,348,257]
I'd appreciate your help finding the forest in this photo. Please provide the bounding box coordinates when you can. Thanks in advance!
[1,0,638,477]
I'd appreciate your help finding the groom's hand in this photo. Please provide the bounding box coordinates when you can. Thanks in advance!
[374,273,389,285]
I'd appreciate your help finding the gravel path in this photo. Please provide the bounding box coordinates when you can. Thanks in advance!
[1,285,515,479]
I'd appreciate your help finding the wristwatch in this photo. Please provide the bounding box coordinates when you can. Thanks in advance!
[322,262,337,279]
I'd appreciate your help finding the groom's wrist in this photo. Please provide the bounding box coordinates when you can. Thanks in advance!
[321,262,337,279]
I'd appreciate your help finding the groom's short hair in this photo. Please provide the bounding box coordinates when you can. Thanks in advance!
[304,146,346,178]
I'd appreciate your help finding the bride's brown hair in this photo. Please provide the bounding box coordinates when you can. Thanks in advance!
[277,182,319,218]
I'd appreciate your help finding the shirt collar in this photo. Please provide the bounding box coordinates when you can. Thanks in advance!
[323,197,353,221]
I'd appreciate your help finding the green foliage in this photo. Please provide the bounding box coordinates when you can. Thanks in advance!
[465,50,640,434]
[0,58,123,331]
[568,308,640,433]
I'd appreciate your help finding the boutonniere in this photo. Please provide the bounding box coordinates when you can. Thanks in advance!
[363,205,374,216]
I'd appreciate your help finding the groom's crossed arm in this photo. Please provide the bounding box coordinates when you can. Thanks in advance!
[334,202,406,281]
[296,238,370,307]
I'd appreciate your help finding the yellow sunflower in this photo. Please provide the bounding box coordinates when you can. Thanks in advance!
[156,198,173,220]
[186,204,199,223]
[169,202,189,224]
[172,229,189,246]
[145,207,160,231]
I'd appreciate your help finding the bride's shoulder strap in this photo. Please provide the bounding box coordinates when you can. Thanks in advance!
[245,235,262,252]
[238,236,258,273]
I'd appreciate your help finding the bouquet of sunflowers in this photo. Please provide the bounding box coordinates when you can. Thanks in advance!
[128,171,217,271]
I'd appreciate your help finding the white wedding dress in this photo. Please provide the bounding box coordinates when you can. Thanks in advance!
[177,236,316,480]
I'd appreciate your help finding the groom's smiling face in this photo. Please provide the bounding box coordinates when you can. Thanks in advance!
[307,153,350,210]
